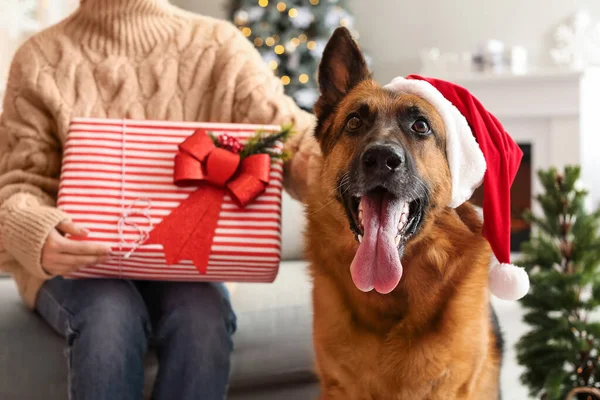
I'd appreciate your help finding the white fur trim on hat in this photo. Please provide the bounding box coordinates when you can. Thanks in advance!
[383,77,487,208]
[489,263,530,301]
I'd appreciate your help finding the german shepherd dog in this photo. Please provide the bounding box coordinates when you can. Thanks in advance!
[305,27,503,399]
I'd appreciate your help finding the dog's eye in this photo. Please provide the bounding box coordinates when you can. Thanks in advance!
[346,116,362,131]
[411,119,430,135]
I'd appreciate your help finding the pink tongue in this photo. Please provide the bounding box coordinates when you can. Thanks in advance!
[350,191,403,294]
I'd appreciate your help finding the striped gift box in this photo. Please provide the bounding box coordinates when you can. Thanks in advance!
[57,118,284,283]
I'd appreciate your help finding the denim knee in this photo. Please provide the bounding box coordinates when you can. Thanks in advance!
[58,280,151,361]
[153,283,236,352]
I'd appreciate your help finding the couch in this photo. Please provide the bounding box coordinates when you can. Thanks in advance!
[0,192,532,399]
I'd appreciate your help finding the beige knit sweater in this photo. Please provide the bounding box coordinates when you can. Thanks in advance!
[0,0,319,308]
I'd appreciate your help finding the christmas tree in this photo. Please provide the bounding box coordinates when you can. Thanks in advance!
[229,0,366,111]
[516,166,600,400]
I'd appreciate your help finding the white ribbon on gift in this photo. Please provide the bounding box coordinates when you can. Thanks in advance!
[116,119,154,265]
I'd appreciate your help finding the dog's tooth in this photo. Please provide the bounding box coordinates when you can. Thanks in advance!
[394,235,400,246]
[401,213,408,224]
[357,234,362,243]
[358,210,363,224]
[398,213,408,230]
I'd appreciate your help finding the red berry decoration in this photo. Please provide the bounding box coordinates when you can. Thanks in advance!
[217,134,243,154]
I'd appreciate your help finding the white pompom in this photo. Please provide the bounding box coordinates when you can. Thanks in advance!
[489,263,530,301]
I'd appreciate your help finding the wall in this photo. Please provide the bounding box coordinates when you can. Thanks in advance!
[172,0,600,83]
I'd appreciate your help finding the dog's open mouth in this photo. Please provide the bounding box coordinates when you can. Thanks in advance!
[344,187,426,294]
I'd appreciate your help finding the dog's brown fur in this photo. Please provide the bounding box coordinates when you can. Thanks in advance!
[305,28,502,399]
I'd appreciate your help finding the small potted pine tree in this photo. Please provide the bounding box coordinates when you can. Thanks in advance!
[516,166,600,400]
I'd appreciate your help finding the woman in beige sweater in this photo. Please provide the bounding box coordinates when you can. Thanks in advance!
[0,0,319,399]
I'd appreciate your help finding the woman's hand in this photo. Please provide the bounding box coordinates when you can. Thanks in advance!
[41,221,112,276]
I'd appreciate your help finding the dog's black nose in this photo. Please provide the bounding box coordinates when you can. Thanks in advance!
[361,144,405,174]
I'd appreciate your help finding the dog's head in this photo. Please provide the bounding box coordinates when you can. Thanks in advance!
[313,27,452,295]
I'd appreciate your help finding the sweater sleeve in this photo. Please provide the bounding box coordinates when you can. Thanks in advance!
[0,42,70,279]
[215,22,321,204]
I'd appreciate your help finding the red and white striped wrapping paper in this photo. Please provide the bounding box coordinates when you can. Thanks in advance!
[57,118,284,283]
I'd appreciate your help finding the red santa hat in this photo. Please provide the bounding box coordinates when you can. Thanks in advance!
[384,74,530,301]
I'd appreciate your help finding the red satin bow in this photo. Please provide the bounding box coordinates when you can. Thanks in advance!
[146,129,271,273]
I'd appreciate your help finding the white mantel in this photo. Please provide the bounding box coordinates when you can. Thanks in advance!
[444,68,600,213]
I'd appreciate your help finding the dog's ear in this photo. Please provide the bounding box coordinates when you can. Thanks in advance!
[314,27,370,120]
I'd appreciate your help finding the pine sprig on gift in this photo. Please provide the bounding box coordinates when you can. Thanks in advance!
[239,124,294,161]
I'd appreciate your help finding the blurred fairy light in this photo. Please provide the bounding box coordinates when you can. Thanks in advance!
[274,45,285,54]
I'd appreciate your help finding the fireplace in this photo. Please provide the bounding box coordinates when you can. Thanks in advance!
[470,143,532,252]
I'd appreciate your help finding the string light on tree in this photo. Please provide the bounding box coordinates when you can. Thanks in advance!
[230,0,365,111]
[261,51,280,69]
[299,74,309,83]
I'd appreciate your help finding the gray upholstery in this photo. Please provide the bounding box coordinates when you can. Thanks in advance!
[280,192,307,260]
[0,261,318,400]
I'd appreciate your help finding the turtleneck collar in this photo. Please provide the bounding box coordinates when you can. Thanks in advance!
[64,0,185,55]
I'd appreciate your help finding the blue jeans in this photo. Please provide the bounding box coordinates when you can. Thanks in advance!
[35,277,237,400]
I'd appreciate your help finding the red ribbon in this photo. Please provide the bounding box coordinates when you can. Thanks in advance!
[146,129,271,274]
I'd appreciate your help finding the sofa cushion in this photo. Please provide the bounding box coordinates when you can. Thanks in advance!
[280,192,306,260]
[226,260,315,387]
[0,283,67,400]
